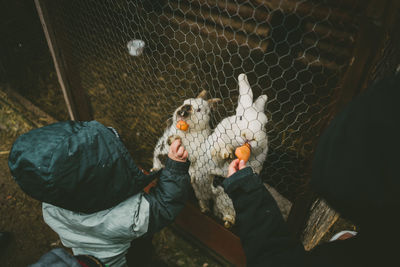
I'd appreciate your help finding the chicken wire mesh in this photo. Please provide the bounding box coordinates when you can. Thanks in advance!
[42,0,367,224]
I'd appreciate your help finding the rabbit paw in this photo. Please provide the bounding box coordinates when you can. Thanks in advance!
[219,144,235,160]
[223,215,235,228]
[211,147,234,164]
[167,135,181,145]
[198,200,210,213]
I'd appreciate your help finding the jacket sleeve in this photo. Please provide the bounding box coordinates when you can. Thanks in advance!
[222,167,305,267]
[144,158,191,235]
[128,160,162,193]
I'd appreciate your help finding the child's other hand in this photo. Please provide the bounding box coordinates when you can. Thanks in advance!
[227,159,246,177]
[168,139,188,162]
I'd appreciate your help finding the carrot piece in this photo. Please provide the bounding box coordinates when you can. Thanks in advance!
[176,120,189,131]
[235,143,251,163]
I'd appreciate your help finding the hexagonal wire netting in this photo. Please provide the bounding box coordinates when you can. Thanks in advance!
[43,0,367,223]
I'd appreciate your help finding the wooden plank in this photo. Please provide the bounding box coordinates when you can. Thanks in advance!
[34,0,75,120]
[0,86,56,129]
[161,6,269,52]
[142,176,244,266]
[174,202,246,267]
[34,0,93,121]
[170,1,270,37]
[302,198,339,250]
[251,0,354,23]
[4,87,57,125]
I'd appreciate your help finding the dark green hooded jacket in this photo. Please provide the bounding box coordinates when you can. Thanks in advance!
[8,120,190,234]
[9,120,191,266]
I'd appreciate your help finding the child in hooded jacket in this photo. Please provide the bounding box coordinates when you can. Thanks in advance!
[8,120,191,266]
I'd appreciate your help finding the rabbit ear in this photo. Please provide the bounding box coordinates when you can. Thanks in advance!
[253,95,268,112]
[196,90,207,99]
[236,73,253,115]
[207,98,221,109]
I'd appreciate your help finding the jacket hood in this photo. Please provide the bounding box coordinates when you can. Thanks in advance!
[8,120,149,213]
[311,75,400,226]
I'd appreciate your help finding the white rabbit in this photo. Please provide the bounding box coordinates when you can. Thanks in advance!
[151,90,220,171]
[209,73,269,176]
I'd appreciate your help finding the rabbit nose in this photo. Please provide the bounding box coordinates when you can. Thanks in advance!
[178,104,192,117]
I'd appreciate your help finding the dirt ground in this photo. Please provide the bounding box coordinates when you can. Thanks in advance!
[0,153,60,266]
[0,91,58,266]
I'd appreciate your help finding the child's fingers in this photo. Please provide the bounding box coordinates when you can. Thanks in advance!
[227,159,240,177]
[182,150,188,160]
[239,160,247,170]
[177,146,185,157]
[228,159,239,171]
[170,139,181,153]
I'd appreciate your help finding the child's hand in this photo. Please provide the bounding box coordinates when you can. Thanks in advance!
[168,139,189,162]
[227,159,246,177]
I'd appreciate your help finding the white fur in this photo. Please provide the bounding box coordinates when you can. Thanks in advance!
[209,73,269,175]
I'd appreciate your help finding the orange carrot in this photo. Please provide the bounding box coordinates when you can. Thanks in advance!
[176,120,189,131]
[235,143,251,163]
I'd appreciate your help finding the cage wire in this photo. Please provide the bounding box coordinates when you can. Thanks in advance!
[43,0,367,225]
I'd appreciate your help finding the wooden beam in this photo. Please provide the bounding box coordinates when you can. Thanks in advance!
[34,0,93,121]
[174,202,246,267]
[34,0,75,120]
[4,87,57,126]
[302,198,339,250]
